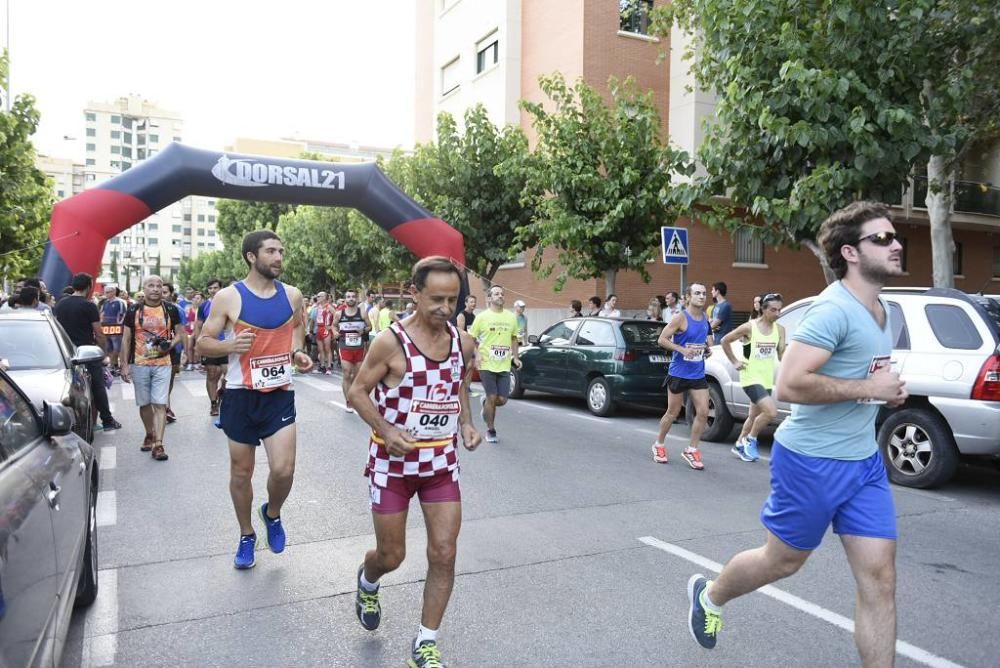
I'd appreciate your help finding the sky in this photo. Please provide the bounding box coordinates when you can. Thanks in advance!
[4,0,417,159]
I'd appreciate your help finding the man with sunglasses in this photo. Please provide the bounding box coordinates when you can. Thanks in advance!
[686,202,906,668]
[720,293,786,461]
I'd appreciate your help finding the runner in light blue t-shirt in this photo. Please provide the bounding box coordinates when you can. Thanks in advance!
[684,202,908,667]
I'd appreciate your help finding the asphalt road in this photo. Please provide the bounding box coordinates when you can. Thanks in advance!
[61,368,1000,667]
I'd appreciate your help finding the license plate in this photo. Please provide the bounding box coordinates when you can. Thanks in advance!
[649,355,668,363]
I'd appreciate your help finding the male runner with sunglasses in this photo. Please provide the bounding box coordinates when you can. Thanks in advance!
[720,292,786,461]
[686,202,906,668]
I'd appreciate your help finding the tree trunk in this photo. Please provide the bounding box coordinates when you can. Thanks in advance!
[603,268,617,297]
[803,238,837,285]
[926,154,955,288]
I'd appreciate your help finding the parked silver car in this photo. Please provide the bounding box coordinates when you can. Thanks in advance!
[0,368,99,667]
[699,288,1000,488]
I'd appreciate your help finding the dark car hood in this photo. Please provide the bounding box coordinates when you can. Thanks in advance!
[6,367,72,411]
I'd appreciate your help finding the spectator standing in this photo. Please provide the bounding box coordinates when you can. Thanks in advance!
[54,273,122,432]
[99,285,127,373]
[513,300,528,344]
[646,298,663,321]
[710,282,733,340]
[456,294,477,332]
[599,294,621,318]
[569,300,583,318]
[587,296,602,316]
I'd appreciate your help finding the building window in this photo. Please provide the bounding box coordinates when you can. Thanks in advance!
[619,0,654,35]
[172,225,182,233]
[57,189,65,198]
[207,200,215,207]
[86,173,96,183]
[111,130,121,139]
[148,223,158,231]
[86,128,96,137]
[110,160,121,169]
[183,227,191,235]
[994,247,1000,278]
[138,135,146,145]
[110,237,119,245]
[149,237,158,246]
[953,242,963,275]
[208,229,216,236]
[208,215,216,223]
[197,214,205,222]
[86,158,96,166]
[122,117,133,129]
[183,214,191,222]
[86,143,96,152]
[121,162,132,171]
[149,134,159,143]
[441,57,461,96]
[123,132,132,144]
[111,145,121,154]
[85,112,96,122]
[476,35,499,74]
[137,148,146,160]
[197,229,205,236]
[734,227,765,264]
[198,242,206,248]
[121,147,132,158]
[110,115,121,124]
[173,136,182,143]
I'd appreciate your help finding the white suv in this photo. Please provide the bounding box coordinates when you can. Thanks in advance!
[699,288,1000,488]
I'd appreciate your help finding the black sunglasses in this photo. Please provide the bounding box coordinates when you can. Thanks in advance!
[855,231,897,247]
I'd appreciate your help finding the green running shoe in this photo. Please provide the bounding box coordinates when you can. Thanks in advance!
[408,639,445,668]
[355,564,381,631]
[688,574,722,649]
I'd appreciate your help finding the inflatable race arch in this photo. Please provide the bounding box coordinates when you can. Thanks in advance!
[39,143,466,295]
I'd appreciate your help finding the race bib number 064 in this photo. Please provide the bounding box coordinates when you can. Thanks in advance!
[250,352,293,389]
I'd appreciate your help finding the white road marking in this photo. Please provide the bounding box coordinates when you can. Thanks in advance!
[180,380,208,397]
[119,383,134,401]
[99,447,116,470]
[516,402,555,411]
[578,415,610,424]
[82,568,118,667]
[328,400,349,410]
[296,375,342,391]
[638,536,965,668]
[96,491,117,527]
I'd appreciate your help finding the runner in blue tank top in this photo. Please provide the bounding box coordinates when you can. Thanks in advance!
[685,202,907,665]
[652,283,714,470]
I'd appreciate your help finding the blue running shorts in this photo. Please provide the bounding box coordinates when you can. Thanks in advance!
[761,441,897,551]
[220,388,296,446]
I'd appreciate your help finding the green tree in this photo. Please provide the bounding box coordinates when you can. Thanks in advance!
[518,74,694,294]
[403,106,540,290]
[652,0,1000,286]
[0,50,54,280]
[176,250,244,291]
[215,199,291,251]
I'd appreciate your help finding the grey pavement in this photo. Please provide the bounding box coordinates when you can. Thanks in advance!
[61,368,1000,667]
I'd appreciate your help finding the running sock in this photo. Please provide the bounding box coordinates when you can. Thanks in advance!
[701,582,722,613]
[359,569,379,592]
[654,441,664,447]
[416,624,438,646]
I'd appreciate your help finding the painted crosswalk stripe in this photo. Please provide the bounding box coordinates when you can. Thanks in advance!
[638,536,964,668]
[82,568,118,667]
[99,447,116,470]
[180,380,208,397]
[96,491,117,527]
[295,375,342,391]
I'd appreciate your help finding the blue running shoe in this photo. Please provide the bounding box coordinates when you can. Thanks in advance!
[731,438,753,462]
[234,534,256,569]
[258,503,286,553]
[687,574,722,649]
[745,435,760,461]
[355,564,381,630]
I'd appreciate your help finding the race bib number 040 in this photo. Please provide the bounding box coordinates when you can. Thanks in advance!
[406,399,461,440]
[250,352,293,389]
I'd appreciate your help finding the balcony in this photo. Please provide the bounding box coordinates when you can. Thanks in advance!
[911,176,1000,217]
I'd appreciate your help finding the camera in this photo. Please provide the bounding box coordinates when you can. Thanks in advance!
[148,335,172,353]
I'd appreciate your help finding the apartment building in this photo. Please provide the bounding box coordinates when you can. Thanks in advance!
[415,0,1000,324]
[35,154,85,201]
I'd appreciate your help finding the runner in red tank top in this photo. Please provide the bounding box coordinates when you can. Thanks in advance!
[198,231,314,570]
[348,257,480,667]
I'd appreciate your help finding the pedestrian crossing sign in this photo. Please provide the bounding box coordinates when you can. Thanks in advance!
[661,226,689,265]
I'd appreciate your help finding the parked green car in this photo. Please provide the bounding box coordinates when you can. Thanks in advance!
[510,317,669,416]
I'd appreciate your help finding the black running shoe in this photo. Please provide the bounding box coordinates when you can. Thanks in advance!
[687,574,722,649]
[355,564,381,630]
[102,419,122,431]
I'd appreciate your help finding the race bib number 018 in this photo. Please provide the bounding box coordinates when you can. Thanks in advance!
[490,345,511,361]
[250,352,293,389]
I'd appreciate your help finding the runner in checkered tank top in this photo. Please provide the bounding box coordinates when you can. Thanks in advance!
[347,257,481,667]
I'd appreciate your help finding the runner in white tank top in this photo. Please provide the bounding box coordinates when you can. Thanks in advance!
[347,257,480,667]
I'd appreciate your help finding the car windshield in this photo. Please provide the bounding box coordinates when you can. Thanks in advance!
[0,321,65,370]
[620,321,665,346]
[970,295,1000,338]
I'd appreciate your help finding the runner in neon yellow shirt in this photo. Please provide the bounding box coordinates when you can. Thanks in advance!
[469,285,520,443]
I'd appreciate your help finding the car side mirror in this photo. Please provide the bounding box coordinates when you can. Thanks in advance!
[43,401,74,437]
[72,345,106,366]
[528,335,540,345]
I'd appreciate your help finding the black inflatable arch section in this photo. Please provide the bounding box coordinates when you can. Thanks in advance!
[39,143,466,297]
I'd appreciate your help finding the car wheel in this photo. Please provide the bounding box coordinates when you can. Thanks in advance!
[509,369,524,399]
[586,376,615,417]
[878,408,959,489]
[75,482,99,608]
[686,381,734,442]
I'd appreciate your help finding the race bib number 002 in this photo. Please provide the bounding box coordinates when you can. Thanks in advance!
[755,342,776,359]
[250,352,293,389]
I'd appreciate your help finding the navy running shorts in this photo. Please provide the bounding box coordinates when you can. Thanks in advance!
[220,388,296,446]
[743,384,773,403]
[761,441,897,551]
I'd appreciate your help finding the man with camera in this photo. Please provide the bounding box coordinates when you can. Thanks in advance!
[121,275,183,461]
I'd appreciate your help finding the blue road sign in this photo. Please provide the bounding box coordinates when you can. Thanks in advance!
[661,226,689,265]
